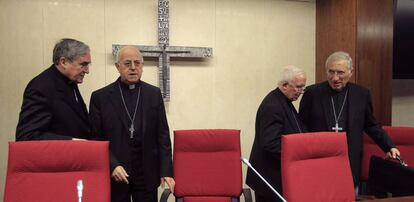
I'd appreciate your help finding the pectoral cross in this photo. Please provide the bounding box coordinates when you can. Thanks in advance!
[129,124,135,138]
[332,122,343,132]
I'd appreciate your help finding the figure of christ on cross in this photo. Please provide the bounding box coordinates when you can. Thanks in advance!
[113,0,212,101]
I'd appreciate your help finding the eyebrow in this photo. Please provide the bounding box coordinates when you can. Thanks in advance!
[80,62,91,66]
[123,60,141,62]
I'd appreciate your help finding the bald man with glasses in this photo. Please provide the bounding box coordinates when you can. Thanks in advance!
[89,46,174,202]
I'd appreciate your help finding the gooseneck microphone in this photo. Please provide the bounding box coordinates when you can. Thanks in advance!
[241,157,287,202]
[77,179,84,202]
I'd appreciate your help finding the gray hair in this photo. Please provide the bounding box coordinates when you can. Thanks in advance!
[325,51,353,70]
[53,38,90,65]
[115,46,143,63]
[278,65,306,87]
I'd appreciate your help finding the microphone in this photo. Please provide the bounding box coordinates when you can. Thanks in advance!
[77,179,84,202]
[241,157,287,202]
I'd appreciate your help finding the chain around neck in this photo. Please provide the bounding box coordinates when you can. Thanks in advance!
[118,82,141,125]
[330,90,348,124]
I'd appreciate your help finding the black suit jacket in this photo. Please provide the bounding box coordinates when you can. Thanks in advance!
[299,81,395,183]
[246,88,305,199]
[89,79,173,191]
[16,65,90,140]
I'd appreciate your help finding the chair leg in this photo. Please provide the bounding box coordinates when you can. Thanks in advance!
[176,198,183,202]
[242,188,253,202]
[160,189,171,202]
[231,197,239,202]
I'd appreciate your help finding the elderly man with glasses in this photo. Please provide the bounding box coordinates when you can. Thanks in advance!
[299,51,400,191]
[16,38,91,141]
[247,65,307,202]
[89,46,174,202]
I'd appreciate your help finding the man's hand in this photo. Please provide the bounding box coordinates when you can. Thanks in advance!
[112,166,129,184]
[161,177,175,193]
[386,147,400,159]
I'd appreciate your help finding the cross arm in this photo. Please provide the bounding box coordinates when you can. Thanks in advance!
[112,44,212,58]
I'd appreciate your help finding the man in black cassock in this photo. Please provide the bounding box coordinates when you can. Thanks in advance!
[16,38,91,141]
[246,66,307,202]
[89,46,174,202]
[299,51,400,187]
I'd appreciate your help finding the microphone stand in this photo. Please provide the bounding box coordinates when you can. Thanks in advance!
[77,179,84,202]
[241,157,287,202]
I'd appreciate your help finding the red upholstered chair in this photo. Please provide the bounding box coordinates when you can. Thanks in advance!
[281,132,355,202]
[161,129,252,202]
[361,126,414,183]
[3,140,110,202]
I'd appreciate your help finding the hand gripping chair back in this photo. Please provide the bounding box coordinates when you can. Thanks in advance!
[170,129,251,202]
[3,140,110,202]
[281,132,355,202]
[361,126,414,181]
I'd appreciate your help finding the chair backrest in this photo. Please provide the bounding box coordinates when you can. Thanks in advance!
[3,140,110,202]
[173,129,242,201]
[361,126,414,181]
[281,132,355,202]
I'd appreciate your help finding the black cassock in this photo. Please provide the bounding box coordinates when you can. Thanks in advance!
[246,88,306,201]
[299,81,395,184]
[89,79,172,202]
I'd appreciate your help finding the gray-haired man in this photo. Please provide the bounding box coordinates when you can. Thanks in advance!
[16,38,91,141]
[299,51,400,188]
[247,65,307,202]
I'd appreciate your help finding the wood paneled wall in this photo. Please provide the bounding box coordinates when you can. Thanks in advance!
[316,0,393,125]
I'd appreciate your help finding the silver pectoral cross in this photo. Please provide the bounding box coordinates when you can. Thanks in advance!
[332,122,343,132]
[129,124,135,138]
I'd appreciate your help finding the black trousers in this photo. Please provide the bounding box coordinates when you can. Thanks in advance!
[111,140,157,202]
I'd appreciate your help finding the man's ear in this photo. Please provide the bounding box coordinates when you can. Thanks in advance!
[58,57,68,69]
[279,81,288,91]
[115,62,121,72]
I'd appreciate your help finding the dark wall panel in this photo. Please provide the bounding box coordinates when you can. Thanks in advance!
[316,0,393,125]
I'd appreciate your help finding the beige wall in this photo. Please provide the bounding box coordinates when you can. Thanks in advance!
[0,0,316,200]
[392,80,414,126]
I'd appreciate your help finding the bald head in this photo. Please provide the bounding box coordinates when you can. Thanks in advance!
[116,46,143,63]
[115,46,144,85]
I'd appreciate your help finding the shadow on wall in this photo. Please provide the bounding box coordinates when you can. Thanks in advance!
[392,79,414,97]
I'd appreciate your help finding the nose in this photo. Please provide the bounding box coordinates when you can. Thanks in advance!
[130,63,136,70]
[332,74,340,80]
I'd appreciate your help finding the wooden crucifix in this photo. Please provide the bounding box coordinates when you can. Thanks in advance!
[113,0,213,101]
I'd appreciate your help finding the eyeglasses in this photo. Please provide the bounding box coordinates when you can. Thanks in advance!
[327,70,347,78]
[120,60,143,68]
[288,84,306,92]
[79,62,90,69]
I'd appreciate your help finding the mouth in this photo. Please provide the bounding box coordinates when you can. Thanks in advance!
[332,82,342,87]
